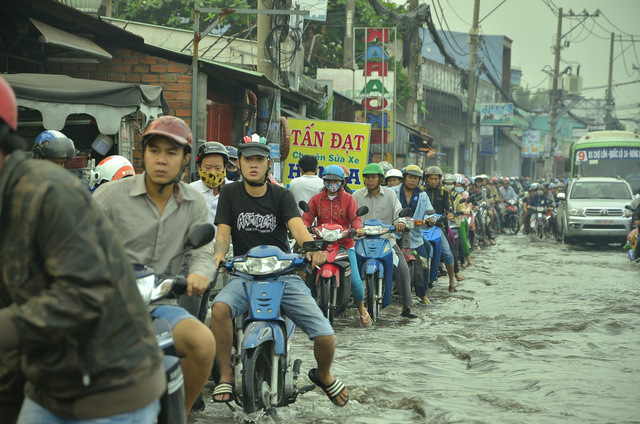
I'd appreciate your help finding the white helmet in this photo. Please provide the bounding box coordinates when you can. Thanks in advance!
[385,169,403,180]
[90,155,135,189]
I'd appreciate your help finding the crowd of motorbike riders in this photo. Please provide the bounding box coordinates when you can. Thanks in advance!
[1,73,597,423]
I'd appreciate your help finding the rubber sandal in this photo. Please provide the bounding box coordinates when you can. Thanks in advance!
[419,297,431,304]
[212,382,234,403]
[360,312,372,326]
[455,274,465,281]
[308,368,349,407]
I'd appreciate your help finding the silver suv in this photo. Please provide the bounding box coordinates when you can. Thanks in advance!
[556,177,633,243]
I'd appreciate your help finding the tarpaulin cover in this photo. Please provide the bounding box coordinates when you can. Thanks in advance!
[4,73,170,134]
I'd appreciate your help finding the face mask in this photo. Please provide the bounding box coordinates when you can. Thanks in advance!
[454,186,464,193]
[198,169,226,189]
[536,190,543,196]
[226,170,239,181]
[444,184,454,191]
[325,181,341,193]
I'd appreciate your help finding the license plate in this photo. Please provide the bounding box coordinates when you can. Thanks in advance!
[593,219,614,225]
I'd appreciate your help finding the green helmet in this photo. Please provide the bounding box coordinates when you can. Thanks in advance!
[362,163,384,176]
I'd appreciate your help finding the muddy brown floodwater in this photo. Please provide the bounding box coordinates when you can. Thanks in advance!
[192,233,640,423]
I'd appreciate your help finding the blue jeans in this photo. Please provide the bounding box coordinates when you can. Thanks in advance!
[413,243,430,298]
[439,227,455,266]
[213,274,334,339]
[151,305,196,330]
[18,397,160,424]
[348,247,364,302]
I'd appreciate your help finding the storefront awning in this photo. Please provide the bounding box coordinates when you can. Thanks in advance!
[397,121,441,158]
[5,73,169,134]
[30,18,112,60]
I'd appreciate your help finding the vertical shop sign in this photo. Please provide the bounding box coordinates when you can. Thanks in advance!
[354,27,396,147]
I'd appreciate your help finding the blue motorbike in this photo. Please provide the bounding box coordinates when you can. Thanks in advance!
[224,241,325,416]
[355,208,411,322]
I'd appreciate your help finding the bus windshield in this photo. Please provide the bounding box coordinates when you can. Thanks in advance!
[572,141,640,193]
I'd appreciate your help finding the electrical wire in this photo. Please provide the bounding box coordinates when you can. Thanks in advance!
[431,0,468,57]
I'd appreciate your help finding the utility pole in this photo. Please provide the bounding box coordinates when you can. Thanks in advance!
[605,32,615,130]
[405,0,419,130]
[548,7,563,179]
[464,0,480,177]
[343,0,355,68]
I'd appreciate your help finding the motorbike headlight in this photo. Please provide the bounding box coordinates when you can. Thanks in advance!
[569,207,584,216]
[319,228,342,242]
[136,275,174,303]
[234,256,293,275]
[364,225,384,235]
[136,275,156,303]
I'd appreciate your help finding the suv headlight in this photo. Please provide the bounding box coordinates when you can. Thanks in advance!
[234,256,293,275]
[569,207,584,216]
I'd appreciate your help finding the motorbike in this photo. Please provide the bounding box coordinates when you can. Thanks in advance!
[134,223,215,424]
[624,204,638,261]
[299,201,368,325]
[530,205,549,239]
[355,208,412,323]
[467,194,491,247]
[224,240,327,416]
[397,216,428,297]
[502,198,521,234]
[422,207,465,286]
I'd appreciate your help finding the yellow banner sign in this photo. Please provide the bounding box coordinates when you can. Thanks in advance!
[284,118,371,188]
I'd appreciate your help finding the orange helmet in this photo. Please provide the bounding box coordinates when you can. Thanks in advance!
[338,165,349,178]
[142,116,192,151]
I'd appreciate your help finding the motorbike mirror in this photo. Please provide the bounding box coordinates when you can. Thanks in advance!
[185,223,215,250]
[356,206,369,216]
[425,208,436,215]
[399,207,413,217]
[459,198,467,204]
[299,201,310,213]
[625,204,632,210]
[557,192,566,200]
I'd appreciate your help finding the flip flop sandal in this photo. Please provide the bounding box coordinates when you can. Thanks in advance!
[308,368,349,407]
[360,312,372,326]
[212,382,234,403]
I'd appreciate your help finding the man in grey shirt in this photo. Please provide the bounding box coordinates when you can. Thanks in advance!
[352,163,416,318]
[289,154,324,214]
[94,116,215,417]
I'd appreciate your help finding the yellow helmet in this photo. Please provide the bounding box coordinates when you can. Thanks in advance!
[403,164,423,178]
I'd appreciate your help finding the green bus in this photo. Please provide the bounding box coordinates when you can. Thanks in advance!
[569,130,640,192]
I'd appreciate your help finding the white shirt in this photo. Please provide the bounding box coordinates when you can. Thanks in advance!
[189,179,220,230]
[289,174,324,214]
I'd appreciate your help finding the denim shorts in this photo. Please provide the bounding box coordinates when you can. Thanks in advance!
[151,305,196,330]
[18,397,160,424]
[439,227,455,265]
[213,274,334,339]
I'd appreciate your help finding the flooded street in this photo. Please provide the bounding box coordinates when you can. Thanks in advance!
[194,233,640,423]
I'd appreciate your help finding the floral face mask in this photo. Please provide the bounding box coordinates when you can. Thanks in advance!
[325,181,341,194]
[198,169,226,189]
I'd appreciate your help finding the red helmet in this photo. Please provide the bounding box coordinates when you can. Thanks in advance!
[0,76,18,132]
[142,116,192,149]
[338,164,349,178]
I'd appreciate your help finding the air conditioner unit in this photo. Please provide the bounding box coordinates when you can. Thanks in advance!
[564,75,582,95]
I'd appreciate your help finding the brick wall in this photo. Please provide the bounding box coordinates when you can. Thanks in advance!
[46,48,193,170]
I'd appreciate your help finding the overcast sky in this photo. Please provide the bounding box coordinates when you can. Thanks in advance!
[420,0,640,127]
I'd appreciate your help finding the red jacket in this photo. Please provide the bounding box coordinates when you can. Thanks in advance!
[302,188,362,248]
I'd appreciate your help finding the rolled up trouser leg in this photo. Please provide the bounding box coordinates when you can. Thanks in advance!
[392,244,413,307]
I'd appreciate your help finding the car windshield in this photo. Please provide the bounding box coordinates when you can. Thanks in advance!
[569,182,631,200]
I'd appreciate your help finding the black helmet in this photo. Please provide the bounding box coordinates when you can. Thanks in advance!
[196,141,229,166]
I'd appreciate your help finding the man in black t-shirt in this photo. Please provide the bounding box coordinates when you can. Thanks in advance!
[210,142,349,407]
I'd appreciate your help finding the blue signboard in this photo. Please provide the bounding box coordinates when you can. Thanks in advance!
[481,103,513,126]
[268,143,280,159]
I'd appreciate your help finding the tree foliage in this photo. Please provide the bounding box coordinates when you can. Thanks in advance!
[513,86,549,111]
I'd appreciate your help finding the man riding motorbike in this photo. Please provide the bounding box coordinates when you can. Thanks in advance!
[423,166,461,292]
[390,165,435,303]
[352,163,417,317]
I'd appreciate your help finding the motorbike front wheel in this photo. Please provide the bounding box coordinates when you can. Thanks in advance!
[317,278,331,323]
[243,343,274,414]
[365,274,378,323]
